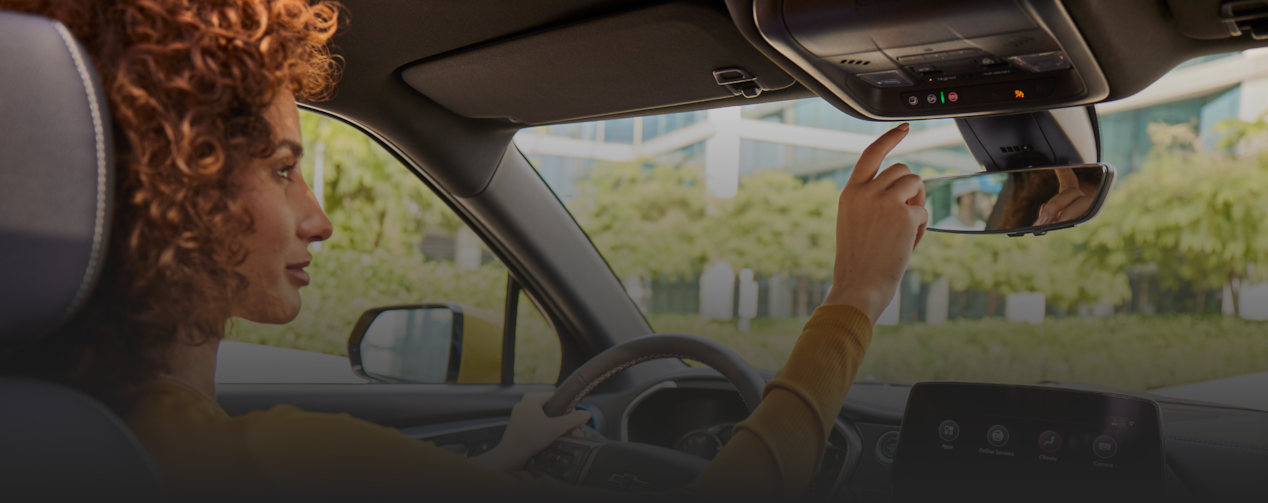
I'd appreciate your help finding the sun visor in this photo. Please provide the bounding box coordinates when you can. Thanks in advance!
[400,1,795,125]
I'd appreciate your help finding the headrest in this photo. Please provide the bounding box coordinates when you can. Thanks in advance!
[0,11,113,351]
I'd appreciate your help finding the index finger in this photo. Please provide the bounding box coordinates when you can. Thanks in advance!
[848,123,910,186]
[1054,167,1080,193]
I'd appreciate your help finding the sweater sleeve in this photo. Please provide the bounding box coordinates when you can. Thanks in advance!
[670,303,873,500]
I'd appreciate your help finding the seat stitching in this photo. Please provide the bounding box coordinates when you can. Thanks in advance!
[53,22,107,317]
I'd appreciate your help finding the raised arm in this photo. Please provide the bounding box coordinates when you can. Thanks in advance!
[672,123,927,500]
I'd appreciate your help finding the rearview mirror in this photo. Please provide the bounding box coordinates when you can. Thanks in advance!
[923,163,1115,236]
[347,303,503,384]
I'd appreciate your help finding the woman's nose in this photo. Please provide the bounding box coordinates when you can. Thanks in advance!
[298,188,333,243]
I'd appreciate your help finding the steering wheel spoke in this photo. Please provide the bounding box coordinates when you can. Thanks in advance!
[536,333,766,491]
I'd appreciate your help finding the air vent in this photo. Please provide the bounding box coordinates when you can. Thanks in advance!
[1004,36,1036,48]
[1000,144,1033,153]
[840,59,871,66]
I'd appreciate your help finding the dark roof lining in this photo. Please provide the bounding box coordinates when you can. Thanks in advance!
[318,0,1268,129]
[1063,0,1268,102]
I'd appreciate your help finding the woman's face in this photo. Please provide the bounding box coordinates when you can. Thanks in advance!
[231,91,333,324]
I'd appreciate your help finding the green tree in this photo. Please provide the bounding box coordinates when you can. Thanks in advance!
[1079,122,1268,316]
[707,171,839,315]
[908,230,1129,311]
[569,162,709,281]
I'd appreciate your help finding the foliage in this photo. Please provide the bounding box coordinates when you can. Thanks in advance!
[909,231,1130,309]
[571,164,843,283]
[1078,122,1268,314]
[707,171,839,280]
[569,162,709,281]
[652,313,1268,393]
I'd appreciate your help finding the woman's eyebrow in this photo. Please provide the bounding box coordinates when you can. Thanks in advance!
[278,140,304,159]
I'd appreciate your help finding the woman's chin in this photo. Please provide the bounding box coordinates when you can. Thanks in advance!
[235,293,302,324]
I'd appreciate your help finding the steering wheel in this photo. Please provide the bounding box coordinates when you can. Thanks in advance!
[533,334,766,492]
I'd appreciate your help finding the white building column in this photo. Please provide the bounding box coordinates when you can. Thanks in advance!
[768,273,792,318]
[1239,76,1268,122]
[705,107,742,199]
[1006,292,1046,324]
[700,262,736,321]
[455,227,483,269]
[926,277,949,325]
[737,268,759,332]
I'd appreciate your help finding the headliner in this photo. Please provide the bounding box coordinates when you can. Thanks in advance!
[316,0,1268,128]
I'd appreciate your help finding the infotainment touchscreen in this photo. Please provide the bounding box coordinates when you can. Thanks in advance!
[891,382,1164,500]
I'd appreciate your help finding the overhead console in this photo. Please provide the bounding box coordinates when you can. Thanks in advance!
[753,0,1109,119]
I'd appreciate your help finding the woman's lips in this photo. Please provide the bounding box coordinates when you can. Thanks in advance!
[286,261,311,286]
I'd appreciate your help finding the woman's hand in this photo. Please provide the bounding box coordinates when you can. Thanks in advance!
[474,392,592,473]
[822,123,928,322]
[1033,167,1094,226]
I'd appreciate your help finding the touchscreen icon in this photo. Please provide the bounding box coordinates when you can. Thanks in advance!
[1038,430,1062,453]
[1093,435,1117,459]
[987,425,1009,447]
[938,420,960,441]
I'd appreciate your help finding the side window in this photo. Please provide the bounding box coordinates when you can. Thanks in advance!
[226,111,560,384]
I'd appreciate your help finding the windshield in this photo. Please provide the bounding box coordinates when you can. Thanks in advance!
[516,51,1268,409]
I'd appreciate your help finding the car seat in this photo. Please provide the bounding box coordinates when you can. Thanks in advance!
[0,10,165,499]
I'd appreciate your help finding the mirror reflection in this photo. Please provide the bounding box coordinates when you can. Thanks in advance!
[924,165,1110,234]
[360,306,458,383]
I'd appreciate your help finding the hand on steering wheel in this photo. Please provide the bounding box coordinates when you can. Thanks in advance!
[475,392,592,473]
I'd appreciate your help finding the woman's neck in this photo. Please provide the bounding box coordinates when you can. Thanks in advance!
[162,336,220,400]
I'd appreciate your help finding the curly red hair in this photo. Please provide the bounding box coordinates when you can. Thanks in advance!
[1,0,342,413]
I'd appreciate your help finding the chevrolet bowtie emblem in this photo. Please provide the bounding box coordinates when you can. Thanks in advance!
[607,472,650,491]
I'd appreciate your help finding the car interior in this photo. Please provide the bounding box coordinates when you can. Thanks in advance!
[3,0,1268,500]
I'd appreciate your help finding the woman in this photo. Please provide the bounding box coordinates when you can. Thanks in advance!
[2,0,927,499]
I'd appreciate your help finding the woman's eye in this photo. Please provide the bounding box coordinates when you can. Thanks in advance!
[276,163,297,180]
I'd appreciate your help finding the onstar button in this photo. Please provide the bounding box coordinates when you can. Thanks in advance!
[926,93,938,104]
[1038,430,1061,453]
[1093,435,1117,459]
[938,420,960,441]
[948,91,959,102]
[987,425,1009,447]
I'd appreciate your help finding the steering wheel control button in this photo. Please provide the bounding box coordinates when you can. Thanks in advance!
[987,425,1009,447]
[1093,435,1118,459]
[875,430,900,465]
[938,420,960,441]
[1038,430,1062,453]
[533,439,597,483]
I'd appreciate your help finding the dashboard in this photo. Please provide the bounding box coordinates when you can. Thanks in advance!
[367,370,1268,500]
[603,372,1268,500]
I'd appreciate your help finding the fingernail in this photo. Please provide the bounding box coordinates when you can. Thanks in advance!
[897,122,910,130]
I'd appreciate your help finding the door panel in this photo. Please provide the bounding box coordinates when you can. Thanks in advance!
[217,383,553,429]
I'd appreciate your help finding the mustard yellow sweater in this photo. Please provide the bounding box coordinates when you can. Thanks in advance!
[126,304,872,500]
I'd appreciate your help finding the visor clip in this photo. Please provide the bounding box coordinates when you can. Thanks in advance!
[713,67,766,99]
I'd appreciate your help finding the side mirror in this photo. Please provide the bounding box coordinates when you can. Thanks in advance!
[348,303,503,384]
[923,163,1115,236]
